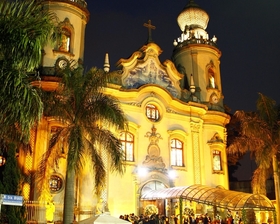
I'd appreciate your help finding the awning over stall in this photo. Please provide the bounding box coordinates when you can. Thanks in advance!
[141,184,275,211]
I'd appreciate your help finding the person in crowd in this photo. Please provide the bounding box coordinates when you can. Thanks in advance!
[137,215,144,224]
[183,215,189,224]
[203,213,210,224]
[173,214,178,224]
[159,215,166,224]
[124,214,130,222]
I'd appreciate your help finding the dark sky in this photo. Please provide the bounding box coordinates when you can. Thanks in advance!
[84,0,280,114]
[83,1,280,180]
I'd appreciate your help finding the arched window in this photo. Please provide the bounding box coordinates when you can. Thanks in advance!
[58,28,71,52]
[120,132,134,161]
[146,104,160,122]
[55,18,74,54]
[170,138,183,166]
[213,150,222,171]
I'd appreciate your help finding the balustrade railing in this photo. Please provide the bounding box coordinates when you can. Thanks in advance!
[42,0,87,9]
[68,0,87,8]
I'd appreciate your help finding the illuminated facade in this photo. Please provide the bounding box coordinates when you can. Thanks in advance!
[22,0,271,222]
[102,0,230,217]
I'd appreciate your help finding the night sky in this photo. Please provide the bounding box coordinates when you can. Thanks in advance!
[84,0,280,113]
[83,1,280,180]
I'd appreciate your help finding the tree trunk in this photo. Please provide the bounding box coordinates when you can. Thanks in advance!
[63,168,76,224]
[272,155,280,224]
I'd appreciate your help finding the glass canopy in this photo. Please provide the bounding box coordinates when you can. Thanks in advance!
[141,184,275,211]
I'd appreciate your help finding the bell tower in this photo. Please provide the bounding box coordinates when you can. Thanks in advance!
[40,0,89,75]
[172,0,224,111]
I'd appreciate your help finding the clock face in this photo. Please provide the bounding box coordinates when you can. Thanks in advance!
[210,94,219,104]
[58,59,68,69]
[56,58,69,70]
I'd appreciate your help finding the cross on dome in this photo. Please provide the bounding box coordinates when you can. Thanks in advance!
[143,20,156,43]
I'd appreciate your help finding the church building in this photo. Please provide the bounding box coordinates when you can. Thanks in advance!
[20,0,275,223]
[103,0,230,216]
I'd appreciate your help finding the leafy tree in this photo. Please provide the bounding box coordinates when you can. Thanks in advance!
[37,65,127,223]
[227,93,280,223]
[0,0,55,141]
[0,143,26,224]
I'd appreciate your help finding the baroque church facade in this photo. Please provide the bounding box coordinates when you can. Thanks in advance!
[20,0,267,222]
[103,0,230,217]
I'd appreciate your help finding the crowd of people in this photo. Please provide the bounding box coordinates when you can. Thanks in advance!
[118,212,242,224]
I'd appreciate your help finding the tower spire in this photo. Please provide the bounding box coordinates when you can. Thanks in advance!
[104,53,110,72]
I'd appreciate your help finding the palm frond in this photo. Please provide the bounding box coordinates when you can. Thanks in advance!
[227,93,280,196]
[0,0,56,71]
[88,142,106,196]
[257,93,278,128]
[251,167,269,195]
[0,68,43,141]
[0,0,56,140]
[67,126,84,172]
[84,93,127,130]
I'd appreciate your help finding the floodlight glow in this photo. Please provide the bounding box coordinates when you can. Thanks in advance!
[137,167,148,177]
[168,169,177,179]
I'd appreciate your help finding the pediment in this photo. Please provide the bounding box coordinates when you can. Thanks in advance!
[208,132,223,143]
[117,43,183,99]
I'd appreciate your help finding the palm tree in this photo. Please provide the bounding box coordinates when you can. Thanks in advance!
[37,65,127,224]
[0,0,55,142]
[0,143,26,223]
[227,93,280,223]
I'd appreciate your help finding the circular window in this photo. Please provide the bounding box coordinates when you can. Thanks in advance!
[49,173,64,194]
[145,104,160,122]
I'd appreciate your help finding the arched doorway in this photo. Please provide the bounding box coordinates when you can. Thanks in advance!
[140,181,167,216]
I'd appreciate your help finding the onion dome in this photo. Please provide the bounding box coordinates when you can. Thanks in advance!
[177,0,209,32]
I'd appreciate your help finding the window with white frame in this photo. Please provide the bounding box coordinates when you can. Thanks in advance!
[120,132,134,161]
[170,138,183,166]
[146,104,160,122]
[212,150,222,171]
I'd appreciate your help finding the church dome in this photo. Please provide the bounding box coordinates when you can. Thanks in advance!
[177,0,209,32]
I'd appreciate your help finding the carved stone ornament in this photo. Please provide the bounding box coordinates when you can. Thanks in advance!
[143,125,166,170]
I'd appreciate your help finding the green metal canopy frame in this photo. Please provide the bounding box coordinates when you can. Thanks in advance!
[140,184,275,211]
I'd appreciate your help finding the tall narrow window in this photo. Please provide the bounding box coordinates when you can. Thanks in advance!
[208,68,215,88]
[213,150,222,171]
[59,28,71,52]
[120,132,134,161]
[170,139,183,166]
[146,104,160,122]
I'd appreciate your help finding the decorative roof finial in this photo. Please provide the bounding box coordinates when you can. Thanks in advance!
[143,20,156,43]
[190,74,196,93]
[104,53,110,72]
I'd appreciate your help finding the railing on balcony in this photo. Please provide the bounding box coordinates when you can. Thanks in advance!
[26,201,94,224]
[44,0,87,9]
[68,0,87,8]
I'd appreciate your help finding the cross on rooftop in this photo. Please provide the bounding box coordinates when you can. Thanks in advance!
[143,20,156,43]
